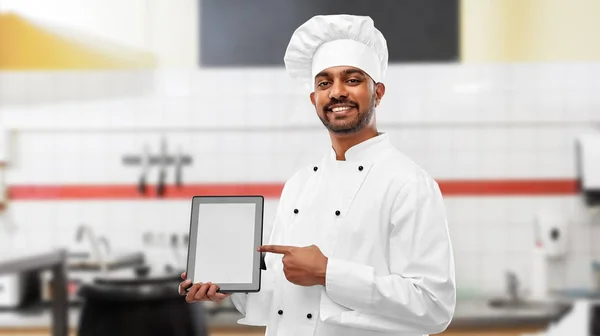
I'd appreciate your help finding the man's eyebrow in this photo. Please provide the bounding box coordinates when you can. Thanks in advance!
[315,70,330,78]
[314,68,366,81]
[342,68,366,77]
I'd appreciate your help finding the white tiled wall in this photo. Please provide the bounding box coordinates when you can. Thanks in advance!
[1,63,599,297]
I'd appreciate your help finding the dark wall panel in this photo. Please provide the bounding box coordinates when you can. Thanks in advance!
[199,0,459,67]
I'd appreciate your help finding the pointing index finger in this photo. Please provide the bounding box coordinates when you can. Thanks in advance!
[258,245,293,254]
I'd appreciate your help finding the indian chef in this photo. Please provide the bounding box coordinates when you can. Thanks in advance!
[180,14,456,336]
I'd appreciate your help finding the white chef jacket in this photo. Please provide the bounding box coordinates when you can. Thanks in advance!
[231,132,456,336]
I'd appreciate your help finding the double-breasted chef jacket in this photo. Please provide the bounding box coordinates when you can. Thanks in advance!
[231,132,456,336]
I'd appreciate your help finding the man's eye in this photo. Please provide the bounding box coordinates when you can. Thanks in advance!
[347,79,360,84]
[318,81,330,87]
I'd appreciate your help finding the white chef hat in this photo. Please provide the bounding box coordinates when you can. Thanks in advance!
[284,14,388,91]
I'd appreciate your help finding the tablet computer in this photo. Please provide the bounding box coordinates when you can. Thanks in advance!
[185,195,264,293]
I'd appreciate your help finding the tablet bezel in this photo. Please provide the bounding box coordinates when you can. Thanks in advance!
[185,195,264,293]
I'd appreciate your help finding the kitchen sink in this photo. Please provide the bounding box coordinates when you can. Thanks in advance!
[67,251,146,271]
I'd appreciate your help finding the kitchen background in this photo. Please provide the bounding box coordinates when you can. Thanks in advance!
[1,0,600,336]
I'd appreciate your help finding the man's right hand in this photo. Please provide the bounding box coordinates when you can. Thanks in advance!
[179,272,232,303]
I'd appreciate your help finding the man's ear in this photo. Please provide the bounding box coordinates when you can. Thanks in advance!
[310,92,316,106]
[374,83,385,107]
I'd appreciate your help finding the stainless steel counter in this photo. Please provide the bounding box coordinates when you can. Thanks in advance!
[0,298,572,331]
[450,299,571,329]
[0,249,68,336]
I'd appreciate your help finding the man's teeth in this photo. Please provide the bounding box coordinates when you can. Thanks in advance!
[331,106,353,112]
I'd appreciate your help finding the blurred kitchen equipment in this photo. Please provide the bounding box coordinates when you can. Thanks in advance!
[523,299,599,336]
[75,224,108,273]
[530,210,569,300]
[488,271,528,308]
[142,231,154,246]
[0,270,40,308]
[594,261,600,292]
[170,233,184,267]
[175,145,184,188]
[77,265,208,336]
[137,144,150,195]
[576,134,600,208]
[0,273,24,308]
[39,270,83,306]
[0,249,69,336]
[97,236,110,256]
[507,271,520,302]
[530,242,549,300]
[534,210,569,260]
[156,137,167,198]
[122,137,193,198]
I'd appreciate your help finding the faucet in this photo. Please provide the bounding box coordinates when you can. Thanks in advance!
[97,236,111,257]
[506,271,520,302]
[75,224,108,273]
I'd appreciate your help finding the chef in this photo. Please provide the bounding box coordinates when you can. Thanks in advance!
[180,14,456,336]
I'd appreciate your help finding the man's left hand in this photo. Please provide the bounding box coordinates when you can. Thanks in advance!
[258,244,328,286]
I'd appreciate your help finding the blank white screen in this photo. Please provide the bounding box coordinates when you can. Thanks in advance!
[193,203,256,284]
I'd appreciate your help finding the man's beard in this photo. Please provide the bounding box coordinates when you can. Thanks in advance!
[318,94,376,135]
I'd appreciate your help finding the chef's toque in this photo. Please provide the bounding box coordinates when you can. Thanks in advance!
[284,14,389,91]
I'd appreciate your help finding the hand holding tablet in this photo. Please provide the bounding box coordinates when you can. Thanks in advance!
[182,196,264,298]
[179,272,231,303]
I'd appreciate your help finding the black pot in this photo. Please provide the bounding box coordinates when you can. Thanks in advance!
[77,267,207,336]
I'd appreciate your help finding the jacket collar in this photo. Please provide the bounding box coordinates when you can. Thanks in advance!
[328,132,391,162]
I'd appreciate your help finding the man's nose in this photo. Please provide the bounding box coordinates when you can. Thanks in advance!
[329,81,348,100]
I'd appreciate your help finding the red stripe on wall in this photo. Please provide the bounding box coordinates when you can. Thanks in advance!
[8,183,285,200]
[440,179,579,196]
[7,179,578,200]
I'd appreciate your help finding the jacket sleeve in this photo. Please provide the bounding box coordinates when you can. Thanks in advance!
[323,171,456,334]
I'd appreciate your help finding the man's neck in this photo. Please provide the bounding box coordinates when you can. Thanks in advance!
[330,127,379,161]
